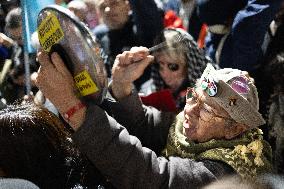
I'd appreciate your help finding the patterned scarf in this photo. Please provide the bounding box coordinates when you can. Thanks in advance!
[151,28,216,109]
[151,28,215,90]
[162,113,273,180]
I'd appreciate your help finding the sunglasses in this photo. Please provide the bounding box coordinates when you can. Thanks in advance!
[156,63,180,72]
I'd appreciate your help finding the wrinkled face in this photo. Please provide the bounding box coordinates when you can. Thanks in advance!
[7,25,23,45]
[96,0,130,30]
[183,87,233,142]
[155,51,187,91]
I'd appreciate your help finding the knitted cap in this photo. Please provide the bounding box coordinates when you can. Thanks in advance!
[199,64,265,128]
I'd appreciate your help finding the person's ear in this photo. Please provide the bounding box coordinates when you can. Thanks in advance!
[224,122,248,139]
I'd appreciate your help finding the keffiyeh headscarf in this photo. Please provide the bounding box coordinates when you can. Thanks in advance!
[151,28,215,91]
[151,28,216,109]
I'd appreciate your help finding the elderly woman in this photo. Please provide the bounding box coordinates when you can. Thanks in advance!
[35,48,272,188]
[140,28,212,112]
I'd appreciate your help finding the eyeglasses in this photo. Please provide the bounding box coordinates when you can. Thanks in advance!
[186,87,233,122]
[156,62,180,72]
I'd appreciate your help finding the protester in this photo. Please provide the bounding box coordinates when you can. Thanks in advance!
[0,33,14,79]
[265,53,284,174]
[35,46,272,188]
[197,1,283,142]
[0,0,20,32]
[197,0,281,73]
[92,0,164,90]
[0,103,114,189]
[139,28,211,112]
[0,7,38,104]
[251,3,284,140]
[230,5,284,175]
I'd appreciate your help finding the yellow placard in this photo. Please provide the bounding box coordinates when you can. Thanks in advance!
[74,70,99,96]
[38,12,64,52]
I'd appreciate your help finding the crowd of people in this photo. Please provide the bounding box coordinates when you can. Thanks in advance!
[0,0,284,188]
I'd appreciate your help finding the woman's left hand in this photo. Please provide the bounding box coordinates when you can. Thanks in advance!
[35,50,85,129]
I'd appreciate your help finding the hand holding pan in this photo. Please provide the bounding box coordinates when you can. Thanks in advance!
[37,5,107,104]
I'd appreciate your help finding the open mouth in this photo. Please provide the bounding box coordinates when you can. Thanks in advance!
[183,119,196,134]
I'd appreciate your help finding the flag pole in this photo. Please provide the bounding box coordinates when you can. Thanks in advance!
[21,0,56,95]
[21,0,31,95]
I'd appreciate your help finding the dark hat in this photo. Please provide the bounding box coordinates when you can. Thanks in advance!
[197,0,247,26]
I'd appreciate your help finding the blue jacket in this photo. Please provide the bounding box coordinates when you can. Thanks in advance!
[220,0,282,71]
[198,0,282,72]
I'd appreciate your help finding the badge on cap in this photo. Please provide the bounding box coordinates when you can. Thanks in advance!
[231,76,249,94]
[207,79,218,97]
[229,97,237,106]
[200,64,218,97]
[201,79,208,90]
[201,76,218,97]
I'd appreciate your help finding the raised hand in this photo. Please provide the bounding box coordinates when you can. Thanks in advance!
[111,46,154,99]
[35,50,85,130]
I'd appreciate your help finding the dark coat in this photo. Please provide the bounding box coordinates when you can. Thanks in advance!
[93,0,164,90]
[72,91,235,189]
[197,0,282,72]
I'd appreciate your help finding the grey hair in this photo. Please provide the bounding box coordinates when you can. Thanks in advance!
[5,7,21,30]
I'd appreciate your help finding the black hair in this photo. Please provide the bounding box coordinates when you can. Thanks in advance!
[0,103,110,189]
